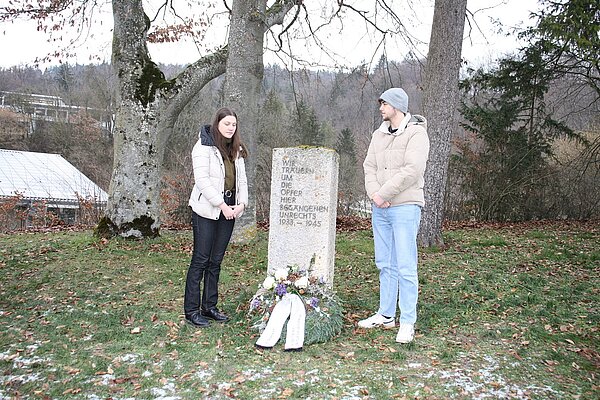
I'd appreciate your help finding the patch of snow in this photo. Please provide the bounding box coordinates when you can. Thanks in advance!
[259,387,278,397]
[195,369,212,380]
[151,380,180,400]
[436,353,561,399]
[0,372,42,385]
[343,385,369,400]
[243,366,274,381]
[26,343,41,352]
[12,355,50,367]
[97,373,115,386]
[116,353,139,363]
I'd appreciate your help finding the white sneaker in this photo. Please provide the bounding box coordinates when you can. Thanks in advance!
[358,313,395,329]
[396,323,415,343]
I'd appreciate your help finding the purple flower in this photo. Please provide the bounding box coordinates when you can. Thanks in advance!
[250,298,261,310]
[309,297,319,308]
[319,276,326,284]
[275,283,287,296]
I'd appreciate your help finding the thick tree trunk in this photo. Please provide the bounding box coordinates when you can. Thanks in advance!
[419,0,467,247]
[97,0,164,238]
[222,0,298,241]
[222,0,266,241]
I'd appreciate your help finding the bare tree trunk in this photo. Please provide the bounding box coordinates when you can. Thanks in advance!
[99,0,164,238]
[222,0,266,241]
[419,0,467,247]
[223,0,298,241]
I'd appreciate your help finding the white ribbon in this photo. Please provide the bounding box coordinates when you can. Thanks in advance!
[256,293,305,350]
[285,294,305,351]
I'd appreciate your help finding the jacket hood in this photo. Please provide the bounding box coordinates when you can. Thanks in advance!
[199,124,215,146]
[376,113,428,136]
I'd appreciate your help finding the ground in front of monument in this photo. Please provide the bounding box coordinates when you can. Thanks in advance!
[1,220,597,398]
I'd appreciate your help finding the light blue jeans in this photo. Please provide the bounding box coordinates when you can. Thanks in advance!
[372,204,421,324]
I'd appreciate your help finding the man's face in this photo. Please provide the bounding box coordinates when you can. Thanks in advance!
[379,101,398,121]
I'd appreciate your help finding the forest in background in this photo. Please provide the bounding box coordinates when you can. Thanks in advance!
[0,56,598,226]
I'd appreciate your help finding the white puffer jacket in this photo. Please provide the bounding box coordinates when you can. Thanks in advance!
[188,125,249,220]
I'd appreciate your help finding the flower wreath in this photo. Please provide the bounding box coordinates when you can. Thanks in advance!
[248,264,343,345]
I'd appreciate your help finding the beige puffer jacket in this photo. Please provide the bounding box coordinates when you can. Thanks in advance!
[363,114,430,207]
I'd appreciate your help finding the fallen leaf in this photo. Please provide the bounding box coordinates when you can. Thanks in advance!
[65,366,80,375]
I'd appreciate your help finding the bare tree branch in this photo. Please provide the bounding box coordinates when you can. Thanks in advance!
[221,0,231,14]
[273,2,302,50]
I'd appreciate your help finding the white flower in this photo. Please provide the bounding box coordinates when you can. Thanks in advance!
[274,268,289,281]
[262,276,276,290]
[294,276,309,289]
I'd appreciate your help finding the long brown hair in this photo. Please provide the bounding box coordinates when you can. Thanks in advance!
[210,107,247,160]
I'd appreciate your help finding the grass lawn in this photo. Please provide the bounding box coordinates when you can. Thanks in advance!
[0,220,598,399]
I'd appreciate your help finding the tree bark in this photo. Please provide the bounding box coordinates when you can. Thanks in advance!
[222,0,299,241]
[419,0,467,247]
[99,0,163,238]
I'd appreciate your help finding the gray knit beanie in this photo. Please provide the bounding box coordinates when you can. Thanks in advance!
[379,88,409,113]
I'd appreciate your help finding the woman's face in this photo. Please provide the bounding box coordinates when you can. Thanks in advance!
[218,115,237,139]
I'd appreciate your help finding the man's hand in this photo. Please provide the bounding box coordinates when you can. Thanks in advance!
[372,193,391,208]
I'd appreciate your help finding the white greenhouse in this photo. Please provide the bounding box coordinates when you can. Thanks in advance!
[0,149,108,229]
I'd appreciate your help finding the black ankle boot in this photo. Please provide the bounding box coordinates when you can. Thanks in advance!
[201,307,229,322]
[185,312,210,328]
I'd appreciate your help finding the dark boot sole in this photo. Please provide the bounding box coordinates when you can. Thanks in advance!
[203,317,229,323]
[184,319,210,328]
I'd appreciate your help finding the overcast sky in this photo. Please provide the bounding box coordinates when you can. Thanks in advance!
[0,0,540,70]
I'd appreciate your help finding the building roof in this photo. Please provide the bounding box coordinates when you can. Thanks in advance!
[0,149,108,207]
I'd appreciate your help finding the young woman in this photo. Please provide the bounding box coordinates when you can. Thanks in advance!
[183,107,248,328]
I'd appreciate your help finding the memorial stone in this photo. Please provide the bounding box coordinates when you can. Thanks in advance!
[268,147,339,286]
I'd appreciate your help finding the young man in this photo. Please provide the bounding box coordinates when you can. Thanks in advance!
[360,88,430,343]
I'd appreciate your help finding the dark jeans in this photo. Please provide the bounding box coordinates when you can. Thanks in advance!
[183,207,235,316]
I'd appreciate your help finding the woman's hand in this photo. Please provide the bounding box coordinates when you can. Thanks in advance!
[232,203,245,218]
[220,203,236,220]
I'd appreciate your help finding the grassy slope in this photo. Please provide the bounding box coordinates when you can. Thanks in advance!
[0,221,598,399]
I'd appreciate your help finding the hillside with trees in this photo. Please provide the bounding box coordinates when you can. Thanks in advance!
[1,49,598,228]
